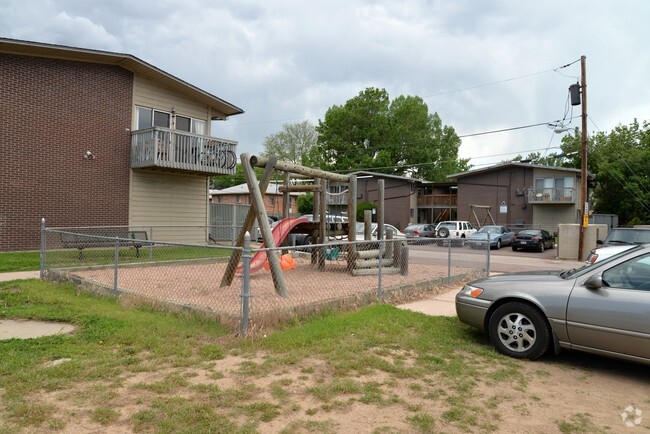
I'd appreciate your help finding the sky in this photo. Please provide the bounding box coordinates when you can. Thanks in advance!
[2,0,649,169]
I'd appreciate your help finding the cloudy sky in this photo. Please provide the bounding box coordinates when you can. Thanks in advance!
[2,0,648,169]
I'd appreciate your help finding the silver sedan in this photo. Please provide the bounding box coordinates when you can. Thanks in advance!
[455,244,650,364]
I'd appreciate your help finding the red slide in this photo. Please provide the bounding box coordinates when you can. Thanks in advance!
[237,217,309,274]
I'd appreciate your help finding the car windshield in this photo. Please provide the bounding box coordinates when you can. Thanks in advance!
[605,229,650,244]
[478,226,501,234]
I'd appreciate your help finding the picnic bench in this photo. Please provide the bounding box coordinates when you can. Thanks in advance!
[60,230,149,259]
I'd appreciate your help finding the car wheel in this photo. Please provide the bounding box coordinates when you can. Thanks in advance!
[495,239,501,250]
[538,242,545,253]
[512,245,517,251]
[437,227,450,238]
[488,302,551,360]
[549,240,555,249]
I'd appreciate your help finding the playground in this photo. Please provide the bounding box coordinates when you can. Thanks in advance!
[44,154,486,330]
[60,249,479,329]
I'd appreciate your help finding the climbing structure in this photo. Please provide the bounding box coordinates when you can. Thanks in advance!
[220,154,359,297]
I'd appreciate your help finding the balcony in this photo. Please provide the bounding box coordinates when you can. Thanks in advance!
[527,188,576,204]
[131,127,237,176]
[417,194,457,207]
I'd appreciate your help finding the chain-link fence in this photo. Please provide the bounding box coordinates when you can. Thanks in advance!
[41,221,491,335]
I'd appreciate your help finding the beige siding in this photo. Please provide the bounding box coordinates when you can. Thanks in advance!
[129,171,209,243]
[133,75,212,133]
[532,205,578,233]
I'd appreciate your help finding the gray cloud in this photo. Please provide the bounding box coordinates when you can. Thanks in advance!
[1,0,648,167]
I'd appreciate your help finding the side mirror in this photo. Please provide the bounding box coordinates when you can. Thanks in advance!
[584,274,604,290]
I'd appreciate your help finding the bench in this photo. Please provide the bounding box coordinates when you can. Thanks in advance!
[60,230,149,259]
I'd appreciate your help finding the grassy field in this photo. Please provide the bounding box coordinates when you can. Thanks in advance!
[0,273,623,433]
[0,246,232,273]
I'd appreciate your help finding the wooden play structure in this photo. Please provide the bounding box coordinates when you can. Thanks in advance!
[469,204,496,228]
[220,153,407,297]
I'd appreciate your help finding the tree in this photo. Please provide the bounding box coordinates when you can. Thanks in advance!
[297,193,313,214]
[310,87,469,181]
[262,120,317,165]
[546,120,650,225]
[210,163,264,190]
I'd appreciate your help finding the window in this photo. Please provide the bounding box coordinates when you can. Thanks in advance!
[175,115,191,132]
[602,254,650,291]
[236,195,242,204]
[135,106,206,134]
[136,106,171,129]
[192,120,206,135]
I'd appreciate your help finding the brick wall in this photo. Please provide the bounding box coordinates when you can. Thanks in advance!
[0,54,133,251]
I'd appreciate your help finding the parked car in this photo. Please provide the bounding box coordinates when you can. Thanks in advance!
[455,243,650,364]
[403,223,436,239]
[585,244,636,265]
[586,227,650,264]
[511,229,555,252]
[355,222,406,240]
[467,225,515,250]
[434,221,476,246]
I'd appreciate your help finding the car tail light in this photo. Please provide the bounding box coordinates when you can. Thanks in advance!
[414,230,420,235]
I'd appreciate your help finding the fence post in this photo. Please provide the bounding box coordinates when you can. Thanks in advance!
[232,206,237,246]
[447,240,452,284]
[39,218,46,279]
[377,239,383,301]
[113,238,119,296]
[149,226,153,262]
[486,232,491,275]
[241,232,252,336]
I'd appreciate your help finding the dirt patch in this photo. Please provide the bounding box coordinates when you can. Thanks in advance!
[29,347,649,433]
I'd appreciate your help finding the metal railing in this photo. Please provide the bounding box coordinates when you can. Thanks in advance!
[131,127,237,175]
[527,188,576,203]
[40,221,491,336]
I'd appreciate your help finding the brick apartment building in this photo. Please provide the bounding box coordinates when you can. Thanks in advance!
[0,38,243,251]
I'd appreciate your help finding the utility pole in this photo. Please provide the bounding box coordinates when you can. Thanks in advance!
[578,55,588,261]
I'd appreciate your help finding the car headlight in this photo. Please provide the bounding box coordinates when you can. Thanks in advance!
[460,284,483,298]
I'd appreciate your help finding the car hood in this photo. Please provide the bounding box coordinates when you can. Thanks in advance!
[470,269,564,285]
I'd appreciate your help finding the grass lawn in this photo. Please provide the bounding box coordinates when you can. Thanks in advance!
[0,246,232,273]
[0,278,614,433]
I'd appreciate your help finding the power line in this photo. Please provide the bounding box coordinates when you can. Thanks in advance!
[218,60,582,129]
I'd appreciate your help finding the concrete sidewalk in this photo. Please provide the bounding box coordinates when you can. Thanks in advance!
[0,271,40,281]
[397,287,460,317]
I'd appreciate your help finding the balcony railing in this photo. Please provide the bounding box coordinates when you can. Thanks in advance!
[417,194,457,207]
[131,127,237,175]
[527,188,576,204]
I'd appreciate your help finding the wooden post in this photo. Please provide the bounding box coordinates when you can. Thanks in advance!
[220,155,277,288]
[283,171,290,219]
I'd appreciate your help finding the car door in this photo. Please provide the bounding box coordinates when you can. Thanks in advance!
[502,226,515,244]
[566,253,650,359]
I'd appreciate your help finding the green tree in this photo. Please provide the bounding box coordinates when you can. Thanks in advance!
[554,120,650,224]
[211,163,264,190]
[310,87,469,181]
[297,193,313,214]
[262,120,317,165]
